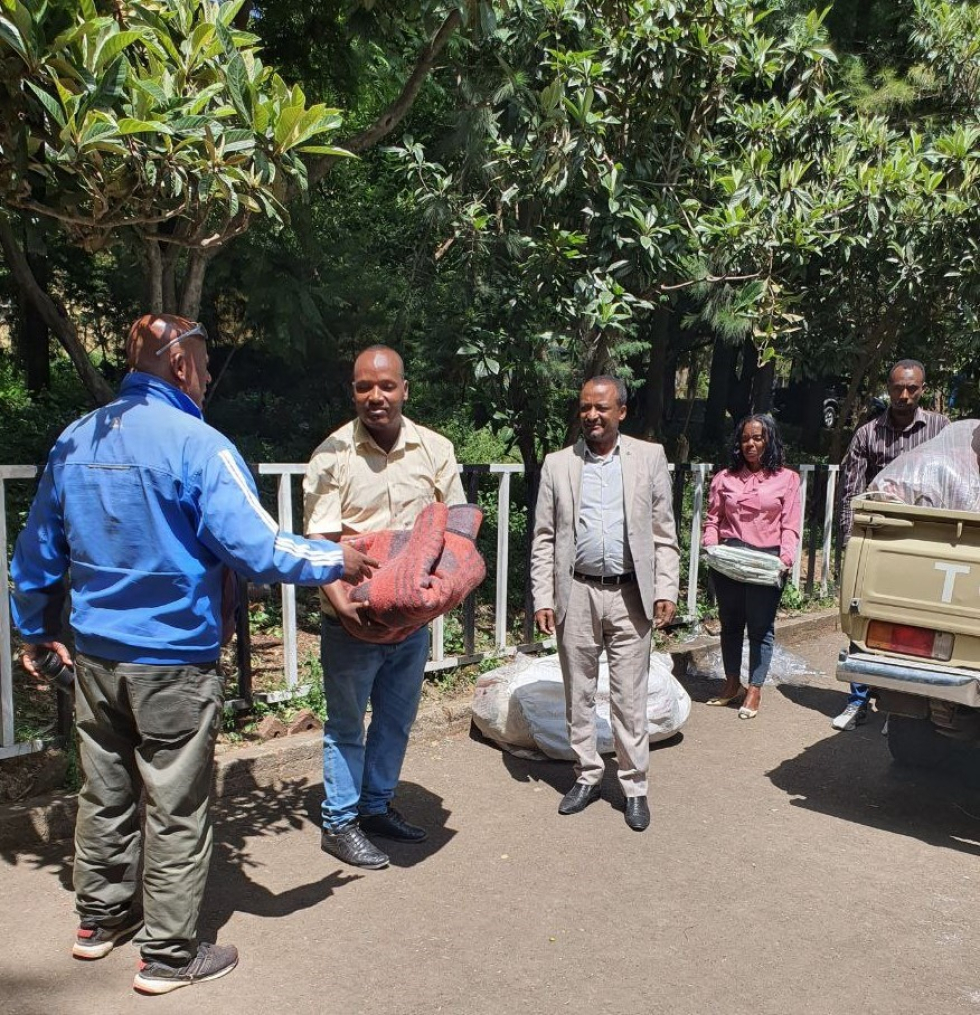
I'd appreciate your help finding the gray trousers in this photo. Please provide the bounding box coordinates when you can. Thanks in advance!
[556,579,653,796]
[73,654,222,965]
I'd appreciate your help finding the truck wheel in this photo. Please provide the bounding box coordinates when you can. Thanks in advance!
[887,715,979,782]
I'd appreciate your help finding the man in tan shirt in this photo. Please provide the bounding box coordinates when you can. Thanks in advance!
[304,346,465,869]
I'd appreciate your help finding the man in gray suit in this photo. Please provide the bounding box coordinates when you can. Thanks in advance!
[530,376,680,831]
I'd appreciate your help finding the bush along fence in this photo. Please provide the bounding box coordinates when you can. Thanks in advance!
[0,461,841,760]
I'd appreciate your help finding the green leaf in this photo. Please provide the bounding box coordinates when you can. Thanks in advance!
[26,81,66,128]
[168,115,211,131]
[95,29,142,72]
[225,53,251,121]
[296,145,354,157]
[117,117,172,135]
[251,98,270,134]
[79,119,120,149]
[90,57,129,110]
[186,82,225,115]
[213,18,237,61]
[217,0,247,28]
[273,103,304,151]
[0,16,30,64]
[133,77,169,108]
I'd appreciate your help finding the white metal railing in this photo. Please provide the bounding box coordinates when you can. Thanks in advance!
[0,465,43,759]
[1,460,839,757]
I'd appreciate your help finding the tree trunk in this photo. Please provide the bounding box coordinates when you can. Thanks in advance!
[641,307,671,438]
[751,357,775,413]
[16,245,51,393]
[0,219,114,405]
[830,305,903,460]
[703,338,736,443]
[729,338,757,423]
[179,250,212,319]
[144,238,164,313]
[801,376,826,453]
[518,431,540,645]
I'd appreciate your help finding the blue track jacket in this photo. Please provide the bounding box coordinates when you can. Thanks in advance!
[11,372,345,664]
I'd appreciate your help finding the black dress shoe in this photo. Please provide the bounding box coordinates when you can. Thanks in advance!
[321,825,390,868]
[558,781,601,815]
[624,796,650,832]
[359,806,428,843]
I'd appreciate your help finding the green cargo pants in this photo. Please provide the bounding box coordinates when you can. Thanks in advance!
[72,654,222,965]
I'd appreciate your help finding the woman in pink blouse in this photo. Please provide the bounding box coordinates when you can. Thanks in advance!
[701,414,801,719]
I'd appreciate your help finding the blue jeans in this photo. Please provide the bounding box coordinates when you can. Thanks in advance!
[320,617,430,832]
[711,571,784,687]
[848,683,871,707]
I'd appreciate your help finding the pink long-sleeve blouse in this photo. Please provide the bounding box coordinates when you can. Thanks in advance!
[701,467,801,568]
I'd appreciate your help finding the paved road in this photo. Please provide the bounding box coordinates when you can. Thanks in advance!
[4,628,980,1015]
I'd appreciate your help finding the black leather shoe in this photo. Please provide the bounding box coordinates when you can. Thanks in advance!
[359,806,428,843]
[321,825,389,869]
[558,781,601,815]
[624,796,650,832]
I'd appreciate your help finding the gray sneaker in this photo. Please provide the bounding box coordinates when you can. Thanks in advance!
[133,942,238,995]
[832,703,868,731]
[73,910,142,960]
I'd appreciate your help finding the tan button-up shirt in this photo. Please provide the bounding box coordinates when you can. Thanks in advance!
[303,416,466,612]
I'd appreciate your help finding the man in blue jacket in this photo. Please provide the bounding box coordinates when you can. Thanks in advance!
[10,314,376,996]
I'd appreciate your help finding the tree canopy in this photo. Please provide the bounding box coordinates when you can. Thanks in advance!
[1,0,978,463]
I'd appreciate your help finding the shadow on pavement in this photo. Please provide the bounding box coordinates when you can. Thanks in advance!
[766,728,980,857]
[1,762,454,948]
[200,773,455,940]
[379,779,456,870]
[679,672,731,705]
[472,719,683,807]
[201,775,356,942]
[681,670,852,721]
[777,682,855,720]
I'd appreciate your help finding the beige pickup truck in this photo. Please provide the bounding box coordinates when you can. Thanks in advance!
[837,498,980,770]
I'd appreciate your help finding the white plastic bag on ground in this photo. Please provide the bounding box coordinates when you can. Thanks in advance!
[686,643,818,687]
[471,652,691,761]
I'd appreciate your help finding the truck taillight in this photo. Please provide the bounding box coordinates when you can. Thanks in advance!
[866,621,953,661]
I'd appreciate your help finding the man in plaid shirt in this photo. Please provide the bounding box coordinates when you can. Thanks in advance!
[834,358,949,731]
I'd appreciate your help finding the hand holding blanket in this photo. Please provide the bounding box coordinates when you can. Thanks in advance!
[338,503,487,643]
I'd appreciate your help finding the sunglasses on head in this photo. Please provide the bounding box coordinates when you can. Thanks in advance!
[154,322,208,356]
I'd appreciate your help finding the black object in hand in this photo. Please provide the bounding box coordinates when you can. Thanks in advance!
[35,651,75,691]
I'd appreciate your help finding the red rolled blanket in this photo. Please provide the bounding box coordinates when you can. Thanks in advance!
[337,503,487,643]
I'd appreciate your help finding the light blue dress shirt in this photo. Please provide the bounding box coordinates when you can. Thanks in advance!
[574,440,634,577]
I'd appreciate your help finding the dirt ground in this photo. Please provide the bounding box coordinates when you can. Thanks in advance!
[4,626,980,1015]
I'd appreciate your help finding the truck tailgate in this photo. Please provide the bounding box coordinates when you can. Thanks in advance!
[841,501,980,674]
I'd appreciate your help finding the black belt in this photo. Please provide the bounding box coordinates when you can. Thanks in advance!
[573,571,636,586]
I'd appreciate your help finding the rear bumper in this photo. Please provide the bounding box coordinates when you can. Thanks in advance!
[837,650,980,708]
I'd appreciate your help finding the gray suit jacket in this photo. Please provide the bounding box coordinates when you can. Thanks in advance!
[530,435,681,623]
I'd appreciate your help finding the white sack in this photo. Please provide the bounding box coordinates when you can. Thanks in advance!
[471,651,691,761]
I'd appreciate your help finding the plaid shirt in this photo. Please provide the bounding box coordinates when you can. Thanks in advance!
[838,407,950,544]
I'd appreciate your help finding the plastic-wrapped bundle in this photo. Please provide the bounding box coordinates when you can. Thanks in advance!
[471,652,691,761]
[687,643,818,687]
[864,419,980,511]
[703,543,785,587]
